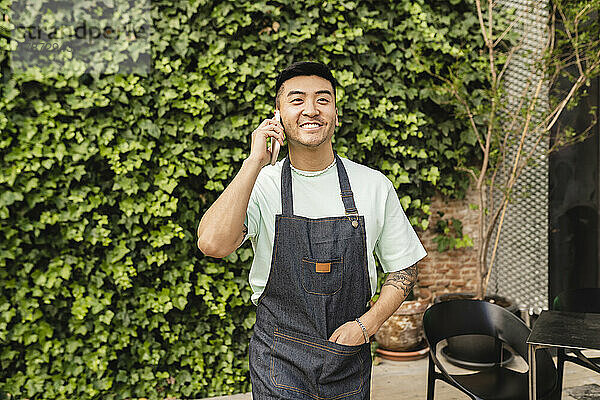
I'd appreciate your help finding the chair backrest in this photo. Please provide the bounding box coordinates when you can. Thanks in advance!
[423,299,556,385]
[423,299,530,358]
[553,287,600,313]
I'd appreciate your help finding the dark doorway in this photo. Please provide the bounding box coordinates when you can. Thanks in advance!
[548,73,600,304]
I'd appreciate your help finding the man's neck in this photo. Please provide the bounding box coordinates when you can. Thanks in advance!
[288,145,335,171]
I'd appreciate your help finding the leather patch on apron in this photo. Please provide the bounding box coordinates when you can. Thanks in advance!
[315,262,331,273]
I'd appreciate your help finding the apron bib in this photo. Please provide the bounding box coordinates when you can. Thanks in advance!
[249,151,372,400]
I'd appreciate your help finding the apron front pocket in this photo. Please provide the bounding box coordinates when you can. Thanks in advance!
[301,257,344,296]
[270,328,366,399]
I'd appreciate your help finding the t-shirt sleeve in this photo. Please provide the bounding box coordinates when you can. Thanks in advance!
[240,185,261,247]
[374,181,427,272]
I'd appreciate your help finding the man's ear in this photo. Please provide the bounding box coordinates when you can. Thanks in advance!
[335,108,340,126]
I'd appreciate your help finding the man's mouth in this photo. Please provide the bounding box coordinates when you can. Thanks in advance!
[299,121,324,130]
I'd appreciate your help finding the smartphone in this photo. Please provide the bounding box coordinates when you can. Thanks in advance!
[271,110,282,165]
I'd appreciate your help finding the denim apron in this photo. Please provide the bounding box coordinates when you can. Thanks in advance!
[249,151,372,399]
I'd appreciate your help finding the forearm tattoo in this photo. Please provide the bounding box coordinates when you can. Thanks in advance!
[381,264,418,298]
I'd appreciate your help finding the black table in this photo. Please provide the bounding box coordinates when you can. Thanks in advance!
[526,310,600,400]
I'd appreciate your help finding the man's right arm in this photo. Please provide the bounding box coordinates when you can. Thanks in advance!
[197,115,285,258]
[196,157,263,258]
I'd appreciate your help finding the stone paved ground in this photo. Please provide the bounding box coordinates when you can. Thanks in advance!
[203,349,600,400]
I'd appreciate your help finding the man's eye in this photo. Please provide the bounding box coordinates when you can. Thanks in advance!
[319,98,329,102]
[291,98,302,102]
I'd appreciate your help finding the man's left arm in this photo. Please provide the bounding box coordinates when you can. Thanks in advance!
[328,263,418,346]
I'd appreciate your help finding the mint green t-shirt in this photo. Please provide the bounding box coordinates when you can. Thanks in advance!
[242,155,427,305]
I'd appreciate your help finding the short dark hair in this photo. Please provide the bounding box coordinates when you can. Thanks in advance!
[275,61,337,107]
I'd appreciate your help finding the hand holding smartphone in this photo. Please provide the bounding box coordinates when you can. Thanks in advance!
[270,110,282,165]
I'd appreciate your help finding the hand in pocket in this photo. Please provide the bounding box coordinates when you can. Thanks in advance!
[328,320,366,347]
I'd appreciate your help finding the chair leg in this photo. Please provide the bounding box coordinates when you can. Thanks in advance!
[556,348,565,396]
[427,354,436,400]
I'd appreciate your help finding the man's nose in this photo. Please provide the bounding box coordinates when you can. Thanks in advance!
[302,100,318,116]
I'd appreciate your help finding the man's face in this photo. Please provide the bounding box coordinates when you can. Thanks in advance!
[277,75,338,149]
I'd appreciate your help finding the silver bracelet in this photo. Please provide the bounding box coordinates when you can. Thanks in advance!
[355,317,369,344]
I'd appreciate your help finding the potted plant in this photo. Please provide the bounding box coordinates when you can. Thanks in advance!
[428,212,519,367]
[418,0,600,367]
[427,212,517,366]
[373,287,432,361]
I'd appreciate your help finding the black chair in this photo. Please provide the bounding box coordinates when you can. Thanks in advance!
[423,299,559,400]
[552,287,600,394]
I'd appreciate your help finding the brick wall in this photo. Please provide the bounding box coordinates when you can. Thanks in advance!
[417,187,480,297]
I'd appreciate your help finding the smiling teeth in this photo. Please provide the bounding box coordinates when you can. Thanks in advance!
[302,123,320,128]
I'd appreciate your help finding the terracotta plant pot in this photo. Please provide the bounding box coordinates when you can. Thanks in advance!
[374,288,432,351]
[375,344,429,361]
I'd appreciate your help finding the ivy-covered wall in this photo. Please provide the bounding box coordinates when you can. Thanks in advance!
[0,0,484,398]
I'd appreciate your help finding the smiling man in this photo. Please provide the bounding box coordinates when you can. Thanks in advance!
[197,61,426,399]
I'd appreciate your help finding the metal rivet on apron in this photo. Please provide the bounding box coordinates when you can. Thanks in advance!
[346,214,359,229]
